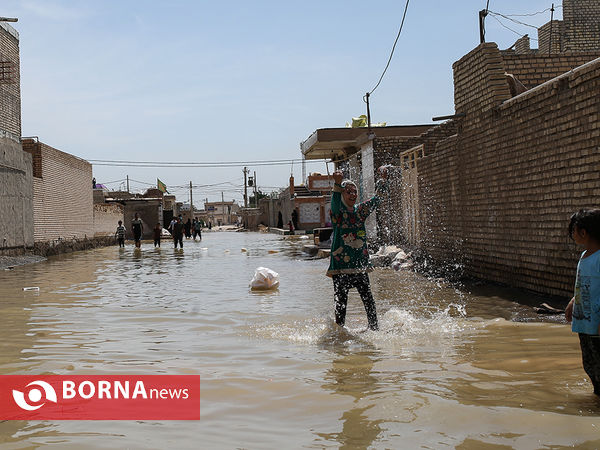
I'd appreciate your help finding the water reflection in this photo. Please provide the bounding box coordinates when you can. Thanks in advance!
[318,346,383,449]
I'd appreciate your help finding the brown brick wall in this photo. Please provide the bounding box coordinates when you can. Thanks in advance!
[27,141,94,242]
[563,0,600,52]
[538,20,563,54]
[453,43,512,114]
[0,23,20,137]
[501,51,600,89]
[374,122,458,245]
[408,44,600,298]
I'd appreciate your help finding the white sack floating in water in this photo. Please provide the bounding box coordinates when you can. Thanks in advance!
[250,267,280,291]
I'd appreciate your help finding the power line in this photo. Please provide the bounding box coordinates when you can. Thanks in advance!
[488,10,541,29]
[87,157,323,168]
[488,14,539,41]
[501,5,562,17]
[367,0,411,95]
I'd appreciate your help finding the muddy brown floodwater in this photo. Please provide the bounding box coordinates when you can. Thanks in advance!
[0,232,598,449]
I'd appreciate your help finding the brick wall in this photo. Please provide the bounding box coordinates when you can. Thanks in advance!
[0,23,20,137]
[538,20,563,54]
[374,121,457,245]
[22,139,94,242]
[93,203,124,237]
[563,0,600,52]
[501,51,600,89]
[402,43,600,298]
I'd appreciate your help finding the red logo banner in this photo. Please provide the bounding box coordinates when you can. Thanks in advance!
[0,375,200,420]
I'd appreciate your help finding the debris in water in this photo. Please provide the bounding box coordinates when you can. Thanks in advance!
[250,267,280,290]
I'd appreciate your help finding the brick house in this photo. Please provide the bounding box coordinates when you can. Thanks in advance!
[22,138,95,242]
[301,0,600,298]
[0,22,33,254]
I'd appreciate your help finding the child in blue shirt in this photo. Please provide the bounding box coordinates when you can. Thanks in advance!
[565,209,600,395]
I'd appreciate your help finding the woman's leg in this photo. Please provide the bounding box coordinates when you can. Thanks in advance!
[332,274,350,327]
[355,273,378,330]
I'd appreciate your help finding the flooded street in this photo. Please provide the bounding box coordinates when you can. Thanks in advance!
[0,231,598,449]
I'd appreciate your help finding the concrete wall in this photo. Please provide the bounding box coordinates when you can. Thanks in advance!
[122,200,162,239]
[93,203,124,237]
[0,136,33,253]
[22,140,94,242]
[403,43,600,298]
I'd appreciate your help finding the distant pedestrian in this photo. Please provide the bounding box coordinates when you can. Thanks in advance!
[172,216,184,248]
[326,167,389,331]
[131,213,143,248]
[288,220,294,233]
[184,218,192,239]
[168,217,177,234]
[208,221,212,230]
[115,220,126,248]
[565,209,600,395]
[193,219,202,240]
[153,223,162,247]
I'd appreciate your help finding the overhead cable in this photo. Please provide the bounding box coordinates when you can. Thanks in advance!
[367,0,411,96]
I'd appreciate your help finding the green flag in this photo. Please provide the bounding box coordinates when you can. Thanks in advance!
[157,178,167,193]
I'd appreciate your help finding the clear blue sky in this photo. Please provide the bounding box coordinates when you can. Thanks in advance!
[4,0,561,206]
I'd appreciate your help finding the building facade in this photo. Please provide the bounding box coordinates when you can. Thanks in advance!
[0,22,33,254]
[22,139,94,242]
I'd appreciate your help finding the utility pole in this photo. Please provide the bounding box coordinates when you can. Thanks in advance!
[478,9,487,44]
[549,3,555,55]
[253,171,258,208]
[189,181,193,220]
[126,175,130,193]
[221,191,225,225]
[243,167,248,208]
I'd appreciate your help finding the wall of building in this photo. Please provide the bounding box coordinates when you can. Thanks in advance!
[93,203,124,237]
[406,43,600,298]
[22,140,94,242]
[0,23,33,254]
[0,136,33,253]
[0,23,20,137]
[501,51,600,89]
[562,0,600,52]
[122,200,161,239]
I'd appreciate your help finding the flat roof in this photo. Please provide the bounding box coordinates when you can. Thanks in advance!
[301,125,435,160]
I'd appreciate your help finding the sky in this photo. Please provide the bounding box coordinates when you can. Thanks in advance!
[3,0,562,207]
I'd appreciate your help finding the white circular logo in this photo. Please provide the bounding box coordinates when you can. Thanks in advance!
[12,381,58,411]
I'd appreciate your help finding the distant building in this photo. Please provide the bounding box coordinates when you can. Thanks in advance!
[204,200,239,226]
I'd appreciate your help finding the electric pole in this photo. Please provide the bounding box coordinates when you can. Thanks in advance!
[254,171,258,207]
[189,181,193,220]
[126,175,130,193]
[243,167,248,208]
[221,191,225,225]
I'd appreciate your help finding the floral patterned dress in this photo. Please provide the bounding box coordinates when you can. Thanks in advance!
[326,181,386,277]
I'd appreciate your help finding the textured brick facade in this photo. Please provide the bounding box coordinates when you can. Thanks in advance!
[0,23,20,138]
[22,139,94,242]
[563,0,600,52]
[400,43,600,298]
[501,52,600,89]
